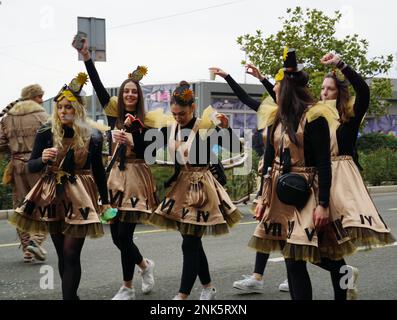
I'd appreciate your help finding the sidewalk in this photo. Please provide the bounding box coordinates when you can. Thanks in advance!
[1,185,396,221]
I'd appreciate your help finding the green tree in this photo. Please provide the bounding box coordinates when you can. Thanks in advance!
[237,7,394,118]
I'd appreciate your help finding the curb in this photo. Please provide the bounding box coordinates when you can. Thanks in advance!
[367,185,397,194]
[1,186,396,221]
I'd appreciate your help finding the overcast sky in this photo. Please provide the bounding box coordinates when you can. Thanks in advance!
[0,0,396,107]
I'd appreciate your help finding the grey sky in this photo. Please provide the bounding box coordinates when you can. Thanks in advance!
[0,0,396,107]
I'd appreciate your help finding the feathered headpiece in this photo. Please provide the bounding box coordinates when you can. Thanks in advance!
[54,72,89,102]
[128,66,148,82]
[274,47,304,82]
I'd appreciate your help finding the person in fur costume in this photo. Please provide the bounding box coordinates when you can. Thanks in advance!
[0,84,49,263]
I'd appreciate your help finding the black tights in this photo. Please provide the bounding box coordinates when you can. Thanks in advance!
[50,233,85,300]
[110,219,143,282]
[179,235,211,295]
[285,257,348,300]
[254,252,270,275]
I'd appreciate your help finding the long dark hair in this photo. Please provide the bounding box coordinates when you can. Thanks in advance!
[116,79,145,129]
[273,71,316,146]
[323,73,350,123]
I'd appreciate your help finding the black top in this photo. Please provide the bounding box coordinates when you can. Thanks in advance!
[84,58,147,159]
[264,117,331,207]
[224,74,276,111]
[155,117,242,165]
[152,117,241,187]
[336,65,370,157]
[28,125,109,204]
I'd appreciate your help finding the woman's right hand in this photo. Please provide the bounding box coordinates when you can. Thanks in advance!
[255,202,266,221]
[209,67,228,79]
[245,63,265,81]
[72,35,91,61]
[42,147,58,164]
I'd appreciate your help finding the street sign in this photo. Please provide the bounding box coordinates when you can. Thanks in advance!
[77,17,106,62]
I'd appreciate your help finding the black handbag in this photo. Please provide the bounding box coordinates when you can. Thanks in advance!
[276,172,311,209]
[276,133,311,209]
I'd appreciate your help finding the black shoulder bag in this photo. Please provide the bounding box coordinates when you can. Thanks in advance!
[276,130,311,209]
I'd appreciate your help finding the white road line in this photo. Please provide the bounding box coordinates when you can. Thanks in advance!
[0,242,19,248]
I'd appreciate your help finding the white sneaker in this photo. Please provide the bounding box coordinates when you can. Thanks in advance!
[111,286,136,300]
[139,259,155,294]
[278,279,289,292]
[172,294,184,300]
[27,239,47,261]
[233,275,264,293]
[347,266,359,300]
[200,287,216,300]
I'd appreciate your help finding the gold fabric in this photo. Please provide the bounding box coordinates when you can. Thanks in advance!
[107,159,158,224]
[10,137,104,238]
[328,155,395,250]
[150,118,241,236]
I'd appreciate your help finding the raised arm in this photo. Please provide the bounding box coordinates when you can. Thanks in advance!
[320,52,370,124]
[245,64,276,103]
[340,64,370,123]
[209,67,261,111]
[72,36,110,108]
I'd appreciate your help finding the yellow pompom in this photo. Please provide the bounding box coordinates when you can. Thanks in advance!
[137,66,148,76]
[76,72,89,85]
[181,89,194,102]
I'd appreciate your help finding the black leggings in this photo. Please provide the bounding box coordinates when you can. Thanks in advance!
[254,252,270,275]
[179,235,211,295]
[50,233,85,300]
[285,257,348,300]
[110,219,144,282]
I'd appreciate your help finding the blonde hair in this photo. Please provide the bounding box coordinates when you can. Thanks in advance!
[51,98,91,150]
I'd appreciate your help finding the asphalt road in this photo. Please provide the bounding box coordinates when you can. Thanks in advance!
[0,192,396,300]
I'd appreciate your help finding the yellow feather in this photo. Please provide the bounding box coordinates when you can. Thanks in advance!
[306,100,340,131]
[199,105,217,130]
[257,97,278,130]
[144,108,175,128]
[104,96,119,117]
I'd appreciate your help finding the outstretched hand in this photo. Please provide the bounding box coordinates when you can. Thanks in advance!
[245,63,265,81]
[320,52,341,66]
[209,67,228,79]
[72,35,91,61]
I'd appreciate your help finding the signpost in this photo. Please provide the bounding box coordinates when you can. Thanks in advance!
[77,17,106,119]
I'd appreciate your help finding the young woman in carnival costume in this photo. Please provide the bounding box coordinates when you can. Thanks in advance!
[213,49,395,299]
[148,81,242,300]
[73,36,156,300]
[9,73,110,300]
[210,65,287,292]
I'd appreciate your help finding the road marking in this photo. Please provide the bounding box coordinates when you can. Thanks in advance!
[269,257,285,263]
[135,229,167,235]
[388,208,397,211]
[0,242,19,248]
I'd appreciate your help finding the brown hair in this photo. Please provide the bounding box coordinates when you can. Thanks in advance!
[273,71,317,146]
[116,79,145,129]
[324,73,350,123]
